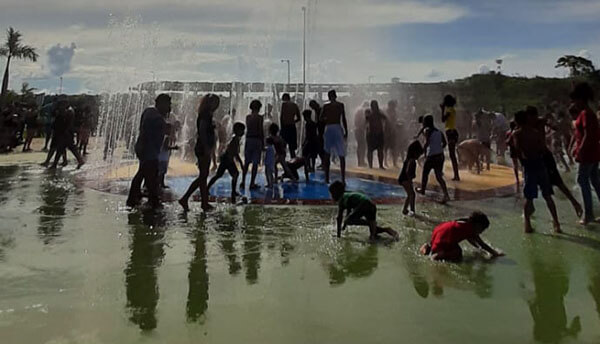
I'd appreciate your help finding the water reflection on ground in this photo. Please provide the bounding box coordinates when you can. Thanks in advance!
[2,165,600,343]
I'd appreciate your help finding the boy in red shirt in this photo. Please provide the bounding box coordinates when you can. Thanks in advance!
[420,211,503,262]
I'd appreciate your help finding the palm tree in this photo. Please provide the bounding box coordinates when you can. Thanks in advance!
[20,82,36,103]
[0,27,38,100]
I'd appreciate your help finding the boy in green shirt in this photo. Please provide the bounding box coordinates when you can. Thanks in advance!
[329,181,399,240]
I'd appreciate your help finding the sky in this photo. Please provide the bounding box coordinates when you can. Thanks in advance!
[0,0,599,94]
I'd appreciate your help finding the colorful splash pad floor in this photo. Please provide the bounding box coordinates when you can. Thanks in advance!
[102,158,517,204]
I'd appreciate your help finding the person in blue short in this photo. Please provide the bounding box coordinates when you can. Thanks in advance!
[512,110,560,234]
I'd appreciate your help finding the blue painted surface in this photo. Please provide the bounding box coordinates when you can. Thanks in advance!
[166,171,406,202]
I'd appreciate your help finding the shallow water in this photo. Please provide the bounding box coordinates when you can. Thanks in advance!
[2,164,600,343]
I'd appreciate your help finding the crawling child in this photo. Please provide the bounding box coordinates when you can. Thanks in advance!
[420,211,503,262]
[329,181,399,240]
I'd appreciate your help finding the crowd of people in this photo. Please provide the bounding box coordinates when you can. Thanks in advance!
[0,96,95,169]
[122,81,600,262]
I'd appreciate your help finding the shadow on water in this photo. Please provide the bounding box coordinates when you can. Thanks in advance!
[214,212,242,276]
[0,165,19,205]
[37,174,70,245]
[0,166,19,260]
[327,241,378,286]
[586,253,600,324]
[186,213,209,323]
[125,209,167,331]
[242,207,263,285]
[525,244,580,343]
[400,230,432,298]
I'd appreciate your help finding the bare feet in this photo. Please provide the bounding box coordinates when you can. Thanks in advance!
[553,222,562,234]
[574,202,583,218]
[178,198,189,212]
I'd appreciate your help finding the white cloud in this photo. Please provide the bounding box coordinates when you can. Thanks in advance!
[47,43,77,76]
[578,49,591,59]
[426,69,443,78]
[0,1,597,94]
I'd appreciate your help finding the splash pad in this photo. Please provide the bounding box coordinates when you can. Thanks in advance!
[90,157,517,205]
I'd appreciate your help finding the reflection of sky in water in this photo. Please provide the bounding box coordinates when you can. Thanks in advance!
[166,171,406,201]
[2,165,600,343]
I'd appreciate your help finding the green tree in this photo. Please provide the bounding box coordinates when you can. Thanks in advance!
[555,55,596,77]
[0,27,38,101]
[20,82,36,103]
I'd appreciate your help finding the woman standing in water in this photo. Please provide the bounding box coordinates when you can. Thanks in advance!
[179,94,220,212]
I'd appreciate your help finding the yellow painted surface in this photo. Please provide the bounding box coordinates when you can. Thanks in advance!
[346,162,516,191]
[0,139,516,192]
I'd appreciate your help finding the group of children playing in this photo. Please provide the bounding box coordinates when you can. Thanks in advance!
[328,180,503,262]
[206,99,324,203]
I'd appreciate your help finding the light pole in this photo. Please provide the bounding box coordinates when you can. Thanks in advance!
[59,77,63,94]
[302,6,306,106]
[281,59,290,90]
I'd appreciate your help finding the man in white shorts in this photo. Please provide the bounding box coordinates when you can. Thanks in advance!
[321,90,348,184]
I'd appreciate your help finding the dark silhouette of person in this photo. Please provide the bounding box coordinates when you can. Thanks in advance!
[309,99,325,167]
[50,101,85,169]
[441,95,460,181]
[321,90,348,184]
[279,93,301,159]
[241,99,264,190]
[179,94,221,212]
[125,210,166,331]
[126,94,170,208]
[354,101,369,167]
[385,100,400,167]
[366,100,387,169]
